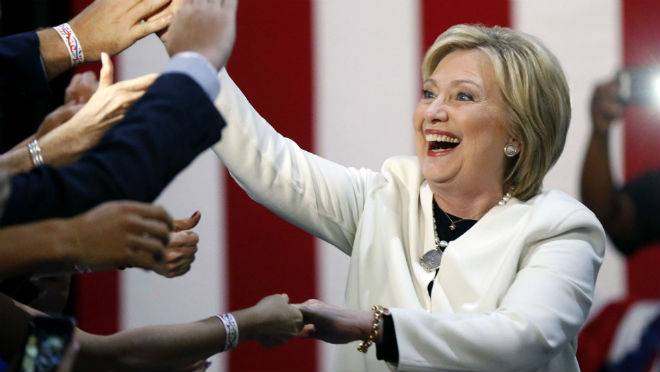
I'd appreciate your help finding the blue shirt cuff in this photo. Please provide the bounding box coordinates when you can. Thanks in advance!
[163,52,220,100]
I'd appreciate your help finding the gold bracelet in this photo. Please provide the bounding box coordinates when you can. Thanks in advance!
[357,305,385,353]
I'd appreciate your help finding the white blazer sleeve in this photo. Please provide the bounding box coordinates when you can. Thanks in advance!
[212,69,379,254]
[390,209,605,371]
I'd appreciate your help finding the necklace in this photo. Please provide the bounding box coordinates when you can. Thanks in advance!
[440,208,466,231]
[419,190,513,272]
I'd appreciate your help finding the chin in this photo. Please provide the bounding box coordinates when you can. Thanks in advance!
[421,159,455,184]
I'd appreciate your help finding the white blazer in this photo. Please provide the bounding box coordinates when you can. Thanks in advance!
[212,70,606,372]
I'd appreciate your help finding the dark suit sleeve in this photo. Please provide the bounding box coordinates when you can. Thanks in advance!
[1,73,224,226]
[0,32,50,101]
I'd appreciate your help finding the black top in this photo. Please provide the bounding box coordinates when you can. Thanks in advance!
[614,170,660,255]
[376,201,477,363]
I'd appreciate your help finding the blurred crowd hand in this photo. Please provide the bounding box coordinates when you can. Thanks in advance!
[591,79,624,135]
[297,299,373,344]
[65,201,173,273]
[235,294,304,348]
[39,54,158,166]
[69,0,175,61]
[152,211,202,278]
[163,0,238,70]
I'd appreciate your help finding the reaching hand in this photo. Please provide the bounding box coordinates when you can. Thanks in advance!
[591,79,624,134]
[297,299,373,344]
[153,211,201,278]
[235,294,304,348]
[66,201,173,272]
[163,0,238,70]
[40,54,158,166]
[69,0,175,61]
[65,71,99,105]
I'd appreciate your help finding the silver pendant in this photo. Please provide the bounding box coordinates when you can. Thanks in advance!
[420,249,442,272]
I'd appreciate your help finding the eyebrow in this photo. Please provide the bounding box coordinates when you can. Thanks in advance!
[423,78,482,89]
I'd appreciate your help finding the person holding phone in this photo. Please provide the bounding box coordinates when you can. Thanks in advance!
[578,78,660,372]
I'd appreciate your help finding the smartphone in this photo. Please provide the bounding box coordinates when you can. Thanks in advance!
[19,316,75,372]
[617,67,660,105]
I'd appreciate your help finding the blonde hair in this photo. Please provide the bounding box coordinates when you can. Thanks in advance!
[422,24,570,200]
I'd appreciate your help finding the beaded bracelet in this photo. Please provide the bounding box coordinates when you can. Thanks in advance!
[216,313,239,351]
[357,305,385,353]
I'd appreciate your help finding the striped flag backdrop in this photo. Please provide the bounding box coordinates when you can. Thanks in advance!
[72,0,660,371]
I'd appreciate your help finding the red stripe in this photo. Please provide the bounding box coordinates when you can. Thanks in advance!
[621,0,660,300]
[70,0,120,335]
[225,1,317,371]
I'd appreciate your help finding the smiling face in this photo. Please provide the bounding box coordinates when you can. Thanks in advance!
[414,48,513,198]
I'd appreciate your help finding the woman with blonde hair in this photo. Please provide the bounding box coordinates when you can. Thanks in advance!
[212,24,604,371]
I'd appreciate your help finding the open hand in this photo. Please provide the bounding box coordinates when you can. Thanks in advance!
[69,0,175,61]
[163,0,238,70]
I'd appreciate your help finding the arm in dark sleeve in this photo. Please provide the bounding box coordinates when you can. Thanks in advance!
[1,73,224,225]
[376,314,399,363]
[0,32,50,101]
[612,170,660,255]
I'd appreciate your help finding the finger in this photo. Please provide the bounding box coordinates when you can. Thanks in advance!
[173,211,201,231]
[64,74,83,103]
[130,0,172,23]
[128,232,168,256]
[126,203,174,230]
[298,324,316,338]
[112,73,159,92]
[163,245,197,263]
[99,52,115,88]
[132,217,172,246]
[138,11,174,36]
[281,293,289,303]
[128,247,161,271]
[169,230,200,247]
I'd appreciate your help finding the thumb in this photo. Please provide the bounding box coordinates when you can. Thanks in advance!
[99,52,114,88]
[298,324,316,338]
[173,211,201,232]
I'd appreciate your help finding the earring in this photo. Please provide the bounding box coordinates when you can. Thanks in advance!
[504,143,519,157]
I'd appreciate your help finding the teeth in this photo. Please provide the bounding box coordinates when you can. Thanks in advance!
[424,134,460,143]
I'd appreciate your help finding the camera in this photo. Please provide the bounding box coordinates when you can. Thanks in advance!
[19,316,75,372]
[617,67,660,105]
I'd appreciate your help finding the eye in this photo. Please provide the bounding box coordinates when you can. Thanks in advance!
[456,92,475,101]
[422,89,435,99]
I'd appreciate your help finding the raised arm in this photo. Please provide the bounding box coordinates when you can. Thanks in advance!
[212,71,380,253]
[580,80,639,253]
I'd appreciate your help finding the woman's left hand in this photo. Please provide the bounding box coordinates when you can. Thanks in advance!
[154,211,201,278]
[297,299,373,344]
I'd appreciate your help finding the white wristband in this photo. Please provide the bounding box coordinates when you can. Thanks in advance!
[27,139,44,167]
[216,313,239,351]
[53,23,85,66]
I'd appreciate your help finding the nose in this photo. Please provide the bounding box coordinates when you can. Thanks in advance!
[425,97,448,123]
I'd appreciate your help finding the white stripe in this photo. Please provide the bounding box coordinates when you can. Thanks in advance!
[313,1,420,371]
[608,301,660,363]
[117,35,227,372]
[512,0,625,317]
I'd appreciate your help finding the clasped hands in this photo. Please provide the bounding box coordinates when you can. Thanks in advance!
[240,296,378,349]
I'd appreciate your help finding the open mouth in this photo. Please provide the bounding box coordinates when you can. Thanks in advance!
[426,133,461,152]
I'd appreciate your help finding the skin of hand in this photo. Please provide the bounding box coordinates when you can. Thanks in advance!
[591,79,624,135]
[152,211,201,278]
[65,201,173,272]
[69,0,175,61]
[163,0,238,70]
[36,0,174,80]
[234,294,304,348]
[297,299,379,345]
[65,71,100,105]
[39,53,158,166]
